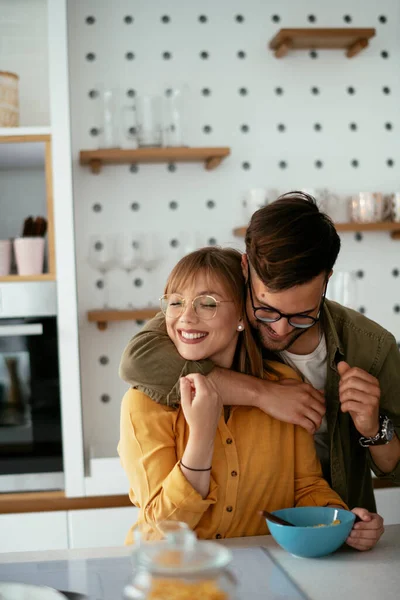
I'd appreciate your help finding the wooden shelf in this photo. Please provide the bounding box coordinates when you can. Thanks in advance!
[269,28,376,58]
[0,274,55,283]
[88,308,159,330]
[79,146,231,173]
[0,126,51,140]
[234,222,400,240]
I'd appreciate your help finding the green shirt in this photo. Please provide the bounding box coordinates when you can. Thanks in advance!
[119,299,400,511]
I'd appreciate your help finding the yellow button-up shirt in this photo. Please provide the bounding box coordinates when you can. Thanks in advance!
[118,362,347,543]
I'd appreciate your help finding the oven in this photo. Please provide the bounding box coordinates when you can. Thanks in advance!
[0,282,63,492]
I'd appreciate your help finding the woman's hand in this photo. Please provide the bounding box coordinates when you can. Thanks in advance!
[180,374,222,441]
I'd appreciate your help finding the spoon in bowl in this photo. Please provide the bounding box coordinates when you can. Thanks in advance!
[260,510,295,527]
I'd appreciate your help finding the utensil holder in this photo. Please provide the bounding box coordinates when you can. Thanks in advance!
[14,238,45,275]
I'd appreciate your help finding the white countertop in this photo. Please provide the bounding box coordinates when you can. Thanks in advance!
[0,525,399,599]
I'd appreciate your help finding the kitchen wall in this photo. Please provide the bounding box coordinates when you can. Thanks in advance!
[66,0,400,462]
[0,0,49,126]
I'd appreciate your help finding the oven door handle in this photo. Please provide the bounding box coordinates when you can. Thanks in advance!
[0,324,43,337]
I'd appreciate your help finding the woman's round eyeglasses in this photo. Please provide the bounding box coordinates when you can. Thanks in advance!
[160,293,234,321]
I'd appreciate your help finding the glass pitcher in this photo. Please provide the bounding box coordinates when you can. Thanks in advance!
[123,521,237,600]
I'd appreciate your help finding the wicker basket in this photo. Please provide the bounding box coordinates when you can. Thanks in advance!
[0,71,19,127]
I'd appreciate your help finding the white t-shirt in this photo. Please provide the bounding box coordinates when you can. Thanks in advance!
[279,335,330,476]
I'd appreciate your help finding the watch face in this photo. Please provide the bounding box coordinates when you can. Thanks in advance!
[383,418,395,442]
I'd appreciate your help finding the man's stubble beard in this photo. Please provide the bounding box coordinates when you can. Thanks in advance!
[251,321,306,353]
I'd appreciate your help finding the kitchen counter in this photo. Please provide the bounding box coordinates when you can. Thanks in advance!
[0,525,399,599]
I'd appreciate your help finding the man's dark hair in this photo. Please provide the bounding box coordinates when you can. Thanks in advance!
[245,191,341,290]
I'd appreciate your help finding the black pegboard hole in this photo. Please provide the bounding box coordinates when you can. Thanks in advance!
[100,394,110,403]
[392,269,399,277]
[387,159,395,167]
[275,87,284,95]
[86,52,96,61]
[242,162,251,170]
[169,201,178,210]
[358,307,366,315]
[379,15,387,24]
[356,270,364,279]
[131,202,140,211]
[385,122,393,131]
[161,15,170,23]
[272,15,280,23]
[200,51,209,59]
[170,239,179,248]
[349,122,357,131]
[94,241,103,251]
[347,86,355,95]
[198,15,208,23]
[92,203,102,213]
[163,51,172,60]
[127,89,136,98]
[168,163,177,172]
[394,305,400,314]
[90,127,99,136]
[355,232,363,241]
[136,320,145,326]
[277,123,286,132]
[206,200,216,209]
[351,159,359,168]
[202,88,211,96]
[129,164,139,174]
[237,50,246,59]
[86,16,95,25]
[125,52,135,61]
[208,237,217,246]
[124,16,133,24]
[383,86,391,94]
[239,87,248,96]
[99,356,109,366]
[129,126,136,136]
[96,280,104,289]
[88,89,98,99]
[381,51,389,59]
[310,50,318,59]
[308,15,316,23]
[235,15,244,23]
[314,123,322,132]
[241,124,249,133]
[311,87,319,95]
[279,161,287,169]
[203,125,212,134]
[315,160,323,169]
[134,278,143,287]
[343,15,352,23]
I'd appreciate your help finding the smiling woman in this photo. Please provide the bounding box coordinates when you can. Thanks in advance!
[118,246,348,543]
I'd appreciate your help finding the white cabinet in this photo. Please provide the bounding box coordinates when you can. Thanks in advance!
[375,488,400,525]
[0,511,68,553]
[67,506,139,549]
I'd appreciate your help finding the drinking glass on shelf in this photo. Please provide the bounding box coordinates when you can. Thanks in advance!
[88,235,117,308]
[327,271,358,310]
[116,234,143,308]
[141,233,162,272]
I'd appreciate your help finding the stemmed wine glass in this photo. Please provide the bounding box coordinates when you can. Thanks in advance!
[88,235,117,308]
[116,234,143,308]
[141,233,162,272]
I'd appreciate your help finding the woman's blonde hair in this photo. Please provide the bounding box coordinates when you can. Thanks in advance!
[164,246,264,378]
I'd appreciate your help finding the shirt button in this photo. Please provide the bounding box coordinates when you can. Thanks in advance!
[231,471,237,477]
[226,506,233,513]
[216,534,222,539]
[226,438,233,445]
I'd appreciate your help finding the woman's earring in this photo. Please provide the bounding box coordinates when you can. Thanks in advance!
[237,324,244,331]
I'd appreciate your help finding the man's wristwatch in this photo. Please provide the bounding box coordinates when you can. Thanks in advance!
[359,414,395,448]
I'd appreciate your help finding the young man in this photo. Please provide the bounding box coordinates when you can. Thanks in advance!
[119,192,399,550]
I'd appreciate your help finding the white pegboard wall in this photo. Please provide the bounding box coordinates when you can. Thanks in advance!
[66,0,400,458]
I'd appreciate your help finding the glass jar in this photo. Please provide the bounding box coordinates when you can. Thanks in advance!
[123,522,237,600]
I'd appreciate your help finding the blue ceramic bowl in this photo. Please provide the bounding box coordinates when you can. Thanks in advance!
[266,507,355,558]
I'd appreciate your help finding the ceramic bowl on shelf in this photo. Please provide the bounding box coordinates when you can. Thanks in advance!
[266,506,355,558]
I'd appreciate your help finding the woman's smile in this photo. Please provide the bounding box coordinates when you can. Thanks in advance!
[178,329,209,344]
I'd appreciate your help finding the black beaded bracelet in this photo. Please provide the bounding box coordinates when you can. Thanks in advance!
[180,460,212,472]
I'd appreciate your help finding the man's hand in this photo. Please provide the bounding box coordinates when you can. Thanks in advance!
[259,378,326,435]
[337,362,380,438]
[346,508,384,551]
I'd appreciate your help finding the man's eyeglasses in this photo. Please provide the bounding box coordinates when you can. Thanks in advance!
[247,268,326,330]
[160,293,234,321]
